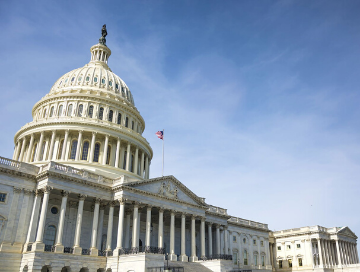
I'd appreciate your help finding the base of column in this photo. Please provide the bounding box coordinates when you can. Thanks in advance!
[32,242,45,252]
[189,256,198,262]
[179,255,188,262]
[73,246,82,255]
[113,247,122,256]
[54,244,64,253]
[90,248,98,256]
[169,253,177,261]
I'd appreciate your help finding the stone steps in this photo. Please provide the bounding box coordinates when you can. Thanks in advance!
[165,260,214,272]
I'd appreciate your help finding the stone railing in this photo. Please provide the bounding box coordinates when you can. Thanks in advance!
[207,205,228,215]
[229,217,268,230]
[40,161,114,185]
[0,156,39,175]
[273,225,328,235]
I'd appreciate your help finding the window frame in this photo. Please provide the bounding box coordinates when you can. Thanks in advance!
[93,143,101,162]
[98,107,104,120]
[81,141,90,161]
[0,192,8,204]
[69,140,78,160]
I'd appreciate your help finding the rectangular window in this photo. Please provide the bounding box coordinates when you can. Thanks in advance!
[0,193,6,203]
[288,259,292,268]
[279,260,282,268]
[233,253,237,264]
[261,241,264,246]
[298,258,303,267]
[277,246,281,251]
[254,255,258,266]
[233,236,237,242]
[261,256,265,266]
[287,245,291,250]
[253,239,256,245]
[297,243,301,248]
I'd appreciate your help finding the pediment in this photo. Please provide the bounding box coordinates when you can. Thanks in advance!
[337,227,358,239]
[125,175,207,206]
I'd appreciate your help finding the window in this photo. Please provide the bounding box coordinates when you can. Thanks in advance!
[78,76,82,81]
[58,105,63,116]
[67,104,73,116]
[77,104,83,117]
[233,253,237,264]
[254,254,258,266]
[65,78,68,83]
[277,246,281,251]
[243,250,248,266]
[51,207,58,214]
[123,151,127,169]
[298,258,303,267]
[94,77,98,83]
[287,245,291,250]
[279,260,283,269]
[86,76,90,82]
[81,141,89,160]
[243,238,246,244]
[98,107,104,120]
[125,117,129,127]
[88,105,94,118]
[57,139,64,159]
[261,256,265,266]
[117,113,122,125]
[131,121,134,130]
[70,140,77,160]
[288,259,292,268]
[32,143,37,162]
[50,106,54,117]
[106,145,111,165]
[93,143,100,162]
[109,81,112,86]
[44,225,56,245]
[115,83,119,89]
[102,78,105,84]
[297,243,301,249]
[43,109,47,118]
[0,193,6,203]
[261,241,264,246]
[233,236,237,242]
[40,141,46,161]
[253,239,256,245]
[130,154,134,172]
[71,77,75,82]
[108,110,113,122]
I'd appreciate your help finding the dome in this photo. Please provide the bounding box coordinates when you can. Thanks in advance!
[13,33,152,180]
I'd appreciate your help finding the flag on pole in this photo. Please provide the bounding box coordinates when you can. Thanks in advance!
[155,130,164,140]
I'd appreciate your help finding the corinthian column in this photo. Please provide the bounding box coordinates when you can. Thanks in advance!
[54,190,70,253]
[158,208,164,250]
[73,194,86,255]
[114,198,126,256]
[102,134,109,165]
[61,130,69,160]
[145,206,152,248]
[90,198,101,256]
[216,224,221,255]
[224,226,228,255]
[47,130,56,161]
[19,137,27,162]
[169,210,177,261]
[134,146,139,174]
[126,143,131,171]
[180,213,188,262]
[24,190,42,251]
[140,151,145,178]
[115,138,121,168]
[89,132,96,162]
[208,223,213,257]
[200,217,206,259]
[131,202,139,251]
[75,131,83,161]
[106,201,115,252]
[145,155,149,179]
[190,216,198,262]
[25,134,35,162]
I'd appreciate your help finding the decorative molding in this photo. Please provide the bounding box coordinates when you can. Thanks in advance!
[61,190,70,197]
[78,194,87,200]
[23,189,33,195]
[13,187,22,193]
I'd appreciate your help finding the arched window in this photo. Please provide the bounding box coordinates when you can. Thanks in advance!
[77,104,83,117]
[131,121,134,130]
[88,105,94,118]
[58,105,63,117]
[93,143,100,162]
[117,113,122,125]
[39,141,46,161]
[70,140,77,160]
[43,109,47,118]
[81,141,89,160]
[130,154,134,172]
[244,250,248,266]
[254,254,258,266]
[98,107,104,120]
[123,151,127,169]
[106,145,111,165]
[57,139,64,159]
[44,225,56,245]
[67,104,73,116]
[125,117,129,127]
[49,106,54,117]
[108,110,113,122]
[32,143,37,162]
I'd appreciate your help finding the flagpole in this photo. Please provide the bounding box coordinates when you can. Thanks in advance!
[162,129,164,176]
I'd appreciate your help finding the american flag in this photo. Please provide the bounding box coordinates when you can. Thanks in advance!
[155,130,164,140]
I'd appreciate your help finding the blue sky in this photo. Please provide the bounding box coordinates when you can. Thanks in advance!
[1,0,360,244]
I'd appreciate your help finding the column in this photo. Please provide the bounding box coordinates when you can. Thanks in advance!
[134,146,139,174]
[96,203,105,250]
[216,224,221,255]
[229,230,233,257]
[35,132,45,161]
[327,240,334,266]
[190,216,198,262]
[158,208,164,249]
[32,186,52,251]
[339,240,345,265]
[102,134,109,165]
[61,130,69,160]
[324,240,330,267]
[145,206,152,248]
[124,211,131,248]
[131,202,139,251]
[346,242,352,264]
[169,210,177,260]
[25,134,35,162]
[106,201,115,251]
[54,191,69,252]
[14,189,32,245]
[73,194,86,255]
[90,198,101,256]
[269,243,274,268]
[224,226,228,255]
[351,243,356,264]
[24,190,42,251]
[355,244,359,263]
[136,211,141,247]
[318,239,324,267]
[343,241,349,264]
[140,151,145,178]
[89,132,96,162]
[19,137,27,162]
[14,141,21,160]
[208,223,213,257]
[180,213,188,262]
[75,131,83,161]
[114,138,121,168]
[145,155,149,179]
[114,198,126,255]
[331,241,337,265]
[200,217,206,259]
[47,130,56,161]
[125,143,131,171]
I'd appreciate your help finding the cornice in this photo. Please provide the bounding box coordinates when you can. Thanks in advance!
[227,220,270,232]
[205,210,231,219]
[0,166,36,181]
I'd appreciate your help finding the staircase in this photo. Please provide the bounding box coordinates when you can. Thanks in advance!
[165,260,214,272]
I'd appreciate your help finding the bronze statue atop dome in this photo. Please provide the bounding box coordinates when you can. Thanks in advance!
[99,24,107,45]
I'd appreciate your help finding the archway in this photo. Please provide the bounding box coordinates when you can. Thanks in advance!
[79,268,89,272]
[61,267,71,272]
[41,266,51,272]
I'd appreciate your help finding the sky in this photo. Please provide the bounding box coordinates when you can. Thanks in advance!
[1,0,360,247]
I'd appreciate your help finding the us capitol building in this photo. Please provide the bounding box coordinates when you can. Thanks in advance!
[0,26,358,272]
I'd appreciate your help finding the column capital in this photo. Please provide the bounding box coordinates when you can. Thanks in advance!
[13,187,22,194]
[158,207,165,213]
[109,201,117,207]
[200,216,206,222]
[133,201,140,208]
[170,210,176,215]
[215,224,220,229]
[146,205,152,211]
[78,194,87,200]
[40,131,45,136]
[42,185,53,193]
[61,190,70,197]
[69,201,78,208]
[118,197,127,204]
[51,130,57,135]
[65,129,70,134]
[181,213,187,219]
[94,198,102,204]
[100,202,107,210]
[207,221,213,226]
[191,215,196,220]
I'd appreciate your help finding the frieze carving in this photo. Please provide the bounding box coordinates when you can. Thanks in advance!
[13,187,22,193]
[23,189,33,195]
[158,181,178,199]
